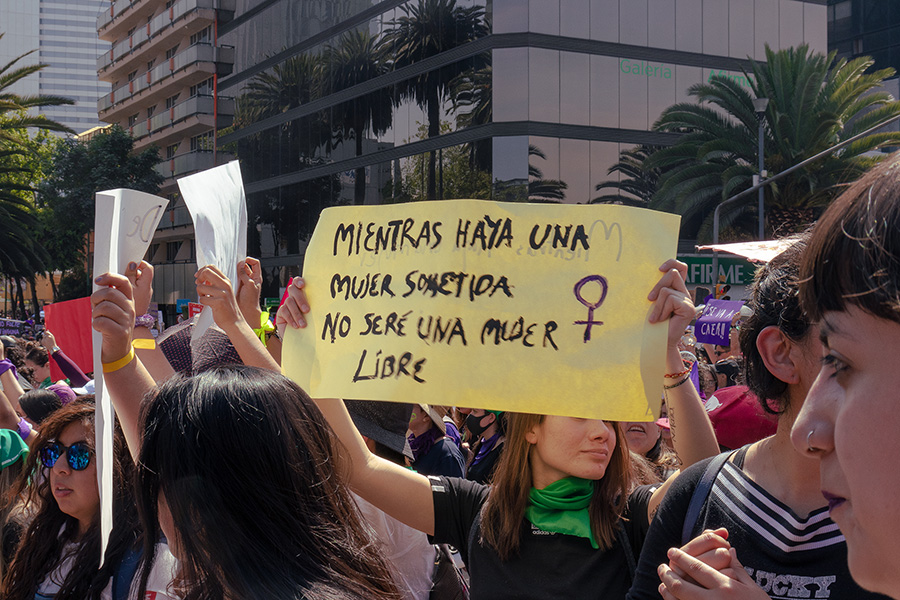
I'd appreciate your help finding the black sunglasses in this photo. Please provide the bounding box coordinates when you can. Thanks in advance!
[40,441,93,471]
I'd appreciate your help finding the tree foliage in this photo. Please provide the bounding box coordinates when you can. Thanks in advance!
[381,0,489,199]
[38,125,163,299]
[648,44,900,240]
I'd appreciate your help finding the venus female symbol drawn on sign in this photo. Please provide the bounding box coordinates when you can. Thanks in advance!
[573,275,608,342]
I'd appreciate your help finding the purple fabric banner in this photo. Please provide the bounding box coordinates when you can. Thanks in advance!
[695,299,744,346]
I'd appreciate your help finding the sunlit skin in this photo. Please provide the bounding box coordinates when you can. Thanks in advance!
[622,421,661,456]
[526,416,616,489]
[24,358,50,385]
[49,422,99,536]
[792,307,900,598]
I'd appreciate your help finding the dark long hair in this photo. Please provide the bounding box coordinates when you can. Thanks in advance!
[801,152,900,324]
[3,399,141,600]
[480,413,630,560]
[135,367,400,600]
[739,233,812,414]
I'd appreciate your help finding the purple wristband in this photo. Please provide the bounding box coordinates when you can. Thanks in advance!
[135,313,155,329]
[16,417,31,441]
[0,359,17,381]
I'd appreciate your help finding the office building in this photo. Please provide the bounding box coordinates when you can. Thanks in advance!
[210,0,825,300]
[1,1,109,134]
[96,0,236,304]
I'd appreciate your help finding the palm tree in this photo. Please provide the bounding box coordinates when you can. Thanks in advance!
[450,61,492,171]
[0,34,73,312]
[592,145,662,206]
[528,145,567,202]
[381,0,489,199]
[322,30,394,205]
[237,53,332,256]
[648,44,900,241]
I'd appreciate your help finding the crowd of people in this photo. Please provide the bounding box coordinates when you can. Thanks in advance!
[0,153,900,599]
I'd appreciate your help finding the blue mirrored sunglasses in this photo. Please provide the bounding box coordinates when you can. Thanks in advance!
[40,441,93,471]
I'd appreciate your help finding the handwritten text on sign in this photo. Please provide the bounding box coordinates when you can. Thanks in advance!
[695,299,744,346]
[281,200,679,421]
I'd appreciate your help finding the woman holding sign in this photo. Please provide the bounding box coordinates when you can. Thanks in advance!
[276,261,719,598]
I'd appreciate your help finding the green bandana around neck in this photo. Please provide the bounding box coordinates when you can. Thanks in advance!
[525,476,598,549]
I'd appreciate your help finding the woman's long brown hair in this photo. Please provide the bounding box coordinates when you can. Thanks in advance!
[480,413,630,560]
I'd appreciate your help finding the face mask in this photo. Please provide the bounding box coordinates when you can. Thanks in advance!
[466,413,493,438]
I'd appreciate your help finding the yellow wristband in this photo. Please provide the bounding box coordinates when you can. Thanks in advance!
[102,347,135,373]
[132,338,156,350]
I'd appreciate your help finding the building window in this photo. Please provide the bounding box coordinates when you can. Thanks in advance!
[190,77,213,97]
[165,94,179,109]
[166,143,179,159]
[853,38,864,54]
[147,59,154,71]
[166,241,180,262]
[191,131,214,152]
[145,243,159,262]
[147,105,156,118]
[166,45,178,59]
[166,0,176,7]
[190,26,211,46]
[128,113,139,127]
[127,70,137,82]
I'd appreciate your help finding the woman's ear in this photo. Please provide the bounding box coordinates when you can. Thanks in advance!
[756,326,800,385]
[524,421,540,445]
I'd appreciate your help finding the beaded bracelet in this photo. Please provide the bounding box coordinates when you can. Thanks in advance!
[664,374,692,390]
[664,366,691,379]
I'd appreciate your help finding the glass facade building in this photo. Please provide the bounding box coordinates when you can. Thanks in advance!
[152,0,827,303]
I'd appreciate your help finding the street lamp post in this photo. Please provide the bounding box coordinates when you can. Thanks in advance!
[752,97,769,241]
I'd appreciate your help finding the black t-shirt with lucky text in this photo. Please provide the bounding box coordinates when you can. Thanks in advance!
[429,475,652,600]
[626,452,890,600]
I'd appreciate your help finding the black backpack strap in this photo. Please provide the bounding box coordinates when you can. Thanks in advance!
[112,545,143,600]
[680,450,736,546]
[615,520,637,582]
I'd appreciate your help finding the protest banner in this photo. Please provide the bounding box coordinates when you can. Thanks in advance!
[282,200,679,422]
[695,299,744,346]
[92,189,167,562]
[0,318,24,336]
[177,160,247,342]
[43,297,93,381]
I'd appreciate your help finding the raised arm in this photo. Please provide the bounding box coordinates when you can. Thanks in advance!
[275,279,436,535]
[125,261,175,383]
[91,273,157,459]
[647,260,720,513]
[41,330,90,388]
[0,343,24,411]
[195,265,280,372]
[235,257,282,365]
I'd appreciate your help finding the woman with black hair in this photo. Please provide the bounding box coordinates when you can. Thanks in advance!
[636,235,884,599]
[2,399,176,600]
[789,153,900,599]
[90,265,402,600]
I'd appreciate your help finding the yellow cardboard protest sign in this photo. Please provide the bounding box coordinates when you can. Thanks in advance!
[282,200,679,421]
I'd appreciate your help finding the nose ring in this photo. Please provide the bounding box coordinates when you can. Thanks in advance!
[807,429,817,453]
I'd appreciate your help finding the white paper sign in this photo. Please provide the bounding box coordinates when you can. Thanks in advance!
[177,160,247,341]
[92,189,167,563]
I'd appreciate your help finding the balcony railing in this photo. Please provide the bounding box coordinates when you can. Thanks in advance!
[98,0,218,73]
[98,0,233,40]
[98,43,234,113]
[155,150,215,179]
